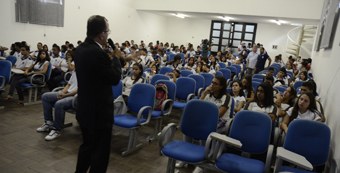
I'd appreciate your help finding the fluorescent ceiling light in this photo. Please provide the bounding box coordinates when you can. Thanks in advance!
[269,19,289,25]
[218,16,234,21]
[171,13,188,19]
[291,23,302,26]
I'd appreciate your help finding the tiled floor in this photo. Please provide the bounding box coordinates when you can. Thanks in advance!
[0,99,209,173]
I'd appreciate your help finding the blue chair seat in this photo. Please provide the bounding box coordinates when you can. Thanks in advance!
[151,110,162,118]
[173,101,186,109]
[279,166,314,173]
[162,140,205,163]
[216,153,265,173]
[20,83,34,88]
[114,114,147,128]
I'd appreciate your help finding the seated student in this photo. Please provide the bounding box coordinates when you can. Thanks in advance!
[36,70,77,141]
[145,64,158,83]
[265,67,275,79]
[280,92,323,133]
[195,61,203,74]
[200,76,232,134]
[274,67,289,87]
[294,70,308,83]
[244,82,277,122]
[166,69,180,83]
[209,55,220,72]
[184,57,196,72]
[241,75,255,102]
[299,80,325,122]
[202,63,215,74]
[166,54,182,70]
[275,86,297,118]
[122,63,144,98]
[7,49,49,104]
[230,80,246,114]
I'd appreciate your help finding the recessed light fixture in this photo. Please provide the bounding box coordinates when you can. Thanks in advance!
[171,13,188,19]
[290,23,302,26]
[269,19,288,25]
[218,16,234,21]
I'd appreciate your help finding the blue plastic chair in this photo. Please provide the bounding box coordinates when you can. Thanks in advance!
[173,77,196,109]
[159,67,173,75]
[159,100,219,173]
[274,85,288,95]
[253,74,265,80]
[5,55,17,66]
[200,73,214,89]
[188,74,205,97]
[20,62,52,104]
[0,60,12,93]
[112,80,123,100]
[214,110,273,173]
[149,80,176,141]
[167,53,175,62]
[215,71,223,77]
[293,81,305,91]
[218,62,227,69]
[180,69,193,77]
[150,74,170,85]
[252,81,261,92]
[219,68,232,81]
[274,120,331,173]
[114,83,156,156]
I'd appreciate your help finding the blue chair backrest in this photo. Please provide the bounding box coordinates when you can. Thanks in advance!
[175,77,196,100]
[215,71,223,77]
[0,60,12,83]
[252,81,261,92]
[156,80,176,100]
[180,69,193,77]
[188,74,205,95]
[229,110,272,153]
[252,78,263,83]
[150,74,170,86]
[286,71,294,79]
[226,66,237,74]
[252,74,265,80]
[284,120,330,166]
[127,83,156,113]
[6,55,17,66]
[219,68,231,81]
[159,67,173,75]
[112,80,123,100]
[231,64,241,74]
[200,73,214,89]
[179,53,185,61]
[167,53,175,62]
[218,62,227,69]
[293,81,305,91]
[274,85,287,94]
[181,100,219,140]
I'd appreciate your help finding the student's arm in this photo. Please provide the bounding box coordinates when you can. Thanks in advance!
[34,62,49,75]
[234,101,245,113]
[280,114,290,133]
[246,90,255,102]
[267,56,272,68]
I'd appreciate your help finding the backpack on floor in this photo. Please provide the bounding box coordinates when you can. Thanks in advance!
[154,83,168,111]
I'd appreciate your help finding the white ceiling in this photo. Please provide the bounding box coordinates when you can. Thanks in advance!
[139,10,320,26]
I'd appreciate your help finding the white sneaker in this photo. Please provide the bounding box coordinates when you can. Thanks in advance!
[192,167,203,173]
[36,123,51,132]
[175,161,187,168]
[45,130,61,141]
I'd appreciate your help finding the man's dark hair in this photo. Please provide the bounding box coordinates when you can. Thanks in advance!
[87,15,107,38]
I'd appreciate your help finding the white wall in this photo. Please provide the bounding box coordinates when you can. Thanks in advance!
[0,0,167,49]
[134,0,323,20]
[312,20,340,173]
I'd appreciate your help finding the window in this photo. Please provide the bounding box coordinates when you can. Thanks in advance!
[15,0,65,27]
[209,21,257,53]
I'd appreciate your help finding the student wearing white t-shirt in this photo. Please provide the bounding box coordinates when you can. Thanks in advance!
[200,76,232,134]
[7,50,50,104]
[122,63,144,98]
[230,80,246,114]
[37,70,78,141]
[245,82,277,122]
[280,92,323,133]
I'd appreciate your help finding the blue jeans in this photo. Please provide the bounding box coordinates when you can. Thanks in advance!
[42,92,74,130]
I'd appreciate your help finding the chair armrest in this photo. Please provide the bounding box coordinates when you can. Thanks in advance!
[158,123,177,148]
[136,106,153,126]
[197,88,204,97]
[161,99,173,116]
[186,93,195,102]
[30,74,45,86]
[210,132,242,148]
[52,87,65,92]
[274,147,313,172]
[72,95,78,109]
[265,145,274,173]
[0,76,5,89]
